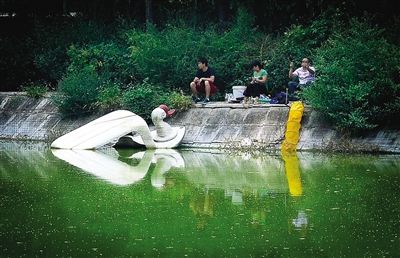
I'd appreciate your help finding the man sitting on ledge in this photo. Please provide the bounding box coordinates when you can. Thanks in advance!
[288,57,315,100]
[190,57,218,105]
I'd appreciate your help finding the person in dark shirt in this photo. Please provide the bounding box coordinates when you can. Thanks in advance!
[190,57,218,104]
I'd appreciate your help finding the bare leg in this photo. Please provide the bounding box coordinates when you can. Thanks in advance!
[190,82,198,97]
[243,97,249,108]
[204,81,211,98]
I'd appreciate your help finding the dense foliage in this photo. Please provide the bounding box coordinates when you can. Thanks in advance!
[0,1,399,131]
[49,10,265,119]
[52,68,100,115]
[303,20,400,131]
[22,81,48,99]
[126,10,260,92]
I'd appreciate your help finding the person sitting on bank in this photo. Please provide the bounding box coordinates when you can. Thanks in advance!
[243,60,267,104]
[190,57,218,104]
[288,57,315,98]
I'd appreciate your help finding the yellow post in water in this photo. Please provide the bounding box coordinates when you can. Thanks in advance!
[281,101,304,152]
[281,101,304,196]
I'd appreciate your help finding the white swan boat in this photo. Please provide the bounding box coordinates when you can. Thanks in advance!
[51,105,185,150]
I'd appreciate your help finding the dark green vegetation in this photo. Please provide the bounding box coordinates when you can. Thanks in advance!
[0,143,399,257]
[21,81,48,98]
[303,20,400,132]
[1,0,399,128]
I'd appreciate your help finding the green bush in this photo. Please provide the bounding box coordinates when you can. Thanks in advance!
[97,81,122,111]
[121,79,168,121]
[303,19,400,131]
[67,42,135,84]
[53,68,101,115]
[22,81,48,99]
[122,85,192,121]
[164,91,192,111]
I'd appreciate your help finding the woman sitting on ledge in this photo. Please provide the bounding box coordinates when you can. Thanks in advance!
[243,60,267,104]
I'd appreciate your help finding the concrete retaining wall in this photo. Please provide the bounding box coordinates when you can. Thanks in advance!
[299,107,400,153]
[0,92,97,141]
[1,92,399,153]
[169,103,289,148]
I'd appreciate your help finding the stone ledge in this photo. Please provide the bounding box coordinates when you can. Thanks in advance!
[192,101,290,109]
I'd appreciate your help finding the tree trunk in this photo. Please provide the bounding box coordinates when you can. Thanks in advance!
[145,0,153,26]
[62,0,68,14]
[193,0,198,26]
[217,0,229,23]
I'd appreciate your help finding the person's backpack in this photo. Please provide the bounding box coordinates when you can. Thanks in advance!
[270,92,287,104]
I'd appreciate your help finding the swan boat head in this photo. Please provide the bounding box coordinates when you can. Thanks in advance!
[151,105,178,142]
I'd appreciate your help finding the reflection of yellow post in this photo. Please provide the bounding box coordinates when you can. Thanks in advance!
[281,101,304,152]
[282,151,303,197]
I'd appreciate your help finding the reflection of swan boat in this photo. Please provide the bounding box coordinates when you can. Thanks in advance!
[51,149,153,185]
[51,148,185,186]
[149,149,185,188]
[51,105,185,150]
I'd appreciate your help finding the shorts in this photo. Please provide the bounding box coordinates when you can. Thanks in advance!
[195,81,218,95]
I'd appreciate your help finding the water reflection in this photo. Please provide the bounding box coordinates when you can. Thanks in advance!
[1,142,399,257]
[282,151,308,234]
[148,149,185,188]
[51,148,309,232]
[51,148,304,198]
[51,149,184,186]
[292,211,308,229]
[179,151,288,194]
[282,151,303,197]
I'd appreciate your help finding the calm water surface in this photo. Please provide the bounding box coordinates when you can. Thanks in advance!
[0,141,399,257]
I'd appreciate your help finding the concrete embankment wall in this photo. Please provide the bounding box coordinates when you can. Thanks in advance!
[0,92,97,141]
[169,103,289,148]
[1,92,399,153]
[299,107,400,153]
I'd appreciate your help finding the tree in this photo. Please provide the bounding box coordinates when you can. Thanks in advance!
[145,0,153,25]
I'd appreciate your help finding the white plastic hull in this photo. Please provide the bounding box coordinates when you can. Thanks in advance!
[51,110,184,149]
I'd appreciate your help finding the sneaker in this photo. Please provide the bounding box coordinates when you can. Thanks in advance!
[201,98,210,105]
[192,96,201,103]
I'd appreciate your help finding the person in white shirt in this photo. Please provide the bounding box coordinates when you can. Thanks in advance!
[288,57,315,98]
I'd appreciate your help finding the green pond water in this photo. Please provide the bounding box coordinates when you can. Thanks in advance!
[0,141,399,257]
